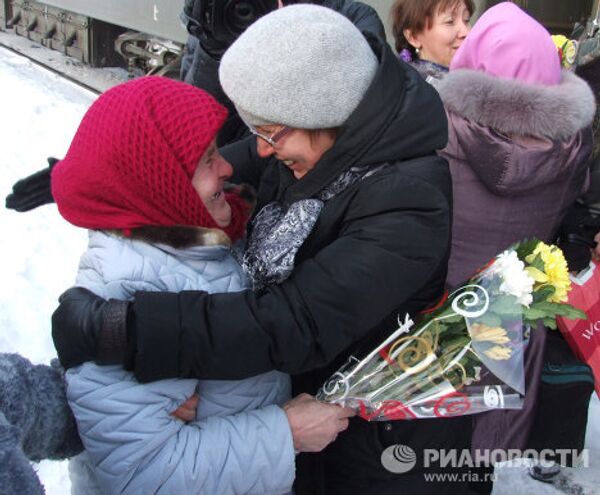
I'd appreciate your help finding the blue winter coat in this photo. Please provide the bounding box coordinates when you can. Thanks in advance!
[66,230,294,494]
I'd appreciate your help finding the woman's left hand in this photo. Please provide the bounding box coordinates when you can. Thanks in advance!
[171,393,200,422]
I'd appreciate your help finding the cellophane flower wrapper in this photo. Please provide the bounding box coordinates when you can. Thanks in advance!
[317,240,586,421]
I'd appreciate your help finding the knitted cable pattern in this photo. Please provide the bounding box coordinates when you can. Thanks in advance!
[52,77,247,241]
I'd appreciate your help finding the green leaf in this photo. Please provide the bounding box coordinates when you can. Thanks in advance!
[431,322,447,333]
[532,286,555,303]
[528,253,545,272]
[533,301,585,318]
[542,317,558,330]
[438,313,464,324]
[531,301,561,311]
[523,306,548,320]
[478,312,503,327]
[490,295,521,316]
[555,305,587,320]
[515,239,541,260]
[525,301,587,323]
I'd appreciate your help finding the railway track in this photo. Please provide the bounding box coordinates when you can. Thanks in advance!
[0,38,100,94]
[0,27,132,94]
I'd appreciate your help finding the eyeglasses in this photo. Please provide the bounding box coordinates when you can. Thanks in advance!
[249,125,293,147]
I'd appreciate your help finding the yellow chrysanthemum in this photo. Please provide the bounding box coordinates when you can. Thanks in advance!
[525,242,571,303]
[470,323,510,344]
[483,345,512,360]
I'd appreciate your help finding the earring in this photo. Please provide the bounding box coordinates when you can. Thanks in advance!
[415,47,420,55]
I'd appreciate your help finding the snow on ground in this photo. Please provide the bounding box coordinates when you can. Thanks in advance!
[493,395,600,495]
[0,41,599,495]
[0,45,93,494]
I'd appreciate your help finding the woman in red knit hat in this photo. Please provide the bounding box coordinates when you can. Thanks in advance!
[53,5,464,493]
[1,76,351,495]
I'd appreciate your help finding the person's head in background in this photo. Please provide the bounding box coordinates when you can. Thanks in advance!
[391,0,473,67]
[219,5,378,180]
[51,77,249,241]
[450,1,561,86]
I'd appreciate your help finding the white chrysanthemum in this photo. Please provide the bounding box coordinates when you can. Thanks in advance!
[488,250,535,307]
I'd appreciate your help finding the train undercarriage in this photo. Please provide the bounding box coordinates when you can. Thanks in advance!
[0,0,598,92]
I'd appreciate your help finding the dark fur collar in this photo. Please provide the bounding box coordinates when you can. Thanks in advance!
[107,226,232,249]
[437,70,595,140]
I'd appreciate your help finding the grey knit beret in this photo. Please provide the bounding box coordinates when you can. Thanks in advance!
[219,4,378,129]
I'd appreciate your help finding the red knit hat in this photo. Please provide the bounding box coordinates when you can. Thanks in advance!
[51,76,248,241]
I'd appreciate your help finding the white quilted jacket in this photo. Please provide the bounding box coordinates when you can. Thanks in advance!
[66,230,294,495]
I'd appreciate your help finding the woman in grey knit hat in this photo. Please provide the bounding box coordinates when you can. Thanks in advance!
[54,4,471,494]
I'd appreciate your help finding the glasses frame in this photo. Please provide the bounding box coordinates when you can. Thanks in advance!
[249,125,293,147]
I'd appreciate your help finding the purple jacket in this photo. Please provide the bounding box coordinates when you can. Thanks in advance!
[436,68,594,452]
[438,69,594,288]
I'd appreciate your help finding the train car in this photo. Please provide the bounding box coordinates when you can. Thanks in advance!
[1,0,598,78]
[0,1,400,73]
[0,0,189,73]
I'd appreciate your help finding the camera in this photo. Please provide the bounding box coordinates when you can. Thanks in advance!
[185,0,279,48]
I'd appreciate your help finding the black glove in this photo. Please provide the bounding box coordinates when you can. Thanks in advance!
[5,157,58,212]
[51,287,130,370]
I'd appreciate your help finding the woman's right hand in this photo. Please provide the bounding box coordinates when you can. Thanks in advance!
[282,393,355,453]
[171,393,200,422]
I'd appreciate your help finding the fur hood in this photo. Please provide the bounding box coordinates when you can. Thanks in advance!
[106,226,232,249]
[437,69,595,140]
[102,184,256,249]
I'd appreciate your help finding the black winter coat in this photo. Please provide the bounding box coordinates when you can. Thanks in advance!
[128,36,472,494]
[181,0,386,146]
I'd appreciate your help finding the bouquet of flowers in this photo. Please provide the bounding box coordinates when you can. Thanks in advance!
[317,240,586,420]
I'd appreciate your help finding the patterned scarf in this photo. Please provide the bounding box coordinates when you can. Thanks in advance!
[241,163,387,289]
[411,59,449,87]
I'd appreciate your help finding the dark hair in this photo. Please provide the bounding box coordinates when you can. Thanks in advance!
[307,128,338,147]
[390,0,474,56]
